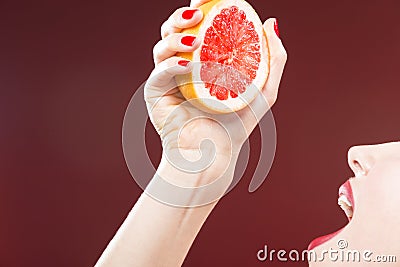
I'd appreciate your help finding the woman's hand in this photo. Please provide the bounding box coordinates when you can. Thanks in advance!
[95,2,287,267]
[145,0,287,183]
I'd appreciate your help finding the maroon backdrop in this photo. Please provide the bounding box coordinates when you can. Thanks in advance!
[1,0,400,266]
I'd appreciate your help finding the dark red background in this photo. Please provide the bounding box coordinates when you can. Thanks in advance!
[1,0,400,266]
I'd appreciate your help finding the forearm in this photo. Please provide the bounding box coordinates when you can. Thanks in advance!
[95,154,236,267]
[95,193,217,267]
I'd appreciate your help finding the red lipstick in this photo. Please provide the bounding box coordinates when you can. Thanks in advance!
[308,180,354,250]
[308,228,344,251]
[339,180,355,210]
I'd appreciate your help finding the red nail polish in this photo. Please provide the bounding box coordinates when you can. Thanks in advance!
[274,19,280,38]
[182,9,198,20]
[181,36,196,46]
[178,60,190,67]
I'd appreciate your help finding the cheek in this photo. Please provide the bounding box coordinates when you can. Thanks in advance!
[356,162,400,225]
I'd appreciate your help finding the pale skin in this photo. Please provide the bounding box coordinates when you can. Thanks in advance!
[95,0,286,266]
[310,142,400,266]
[95,0,399,266]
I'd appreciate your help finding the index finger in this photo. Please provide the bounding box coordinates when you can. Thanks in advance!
[161,7,203,39]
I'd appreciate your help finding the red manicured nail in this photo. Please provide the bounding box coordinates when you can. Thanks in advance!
[178,60,190,67]
[181,36,196,46]
[274,19,280,38]
[182,9,198,20]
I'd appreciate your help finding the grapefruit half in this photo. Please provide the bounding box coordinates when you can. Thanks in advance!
[176,0,270,114]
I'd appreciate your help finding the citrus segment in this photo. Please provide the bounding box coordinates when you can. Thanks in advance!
[200,6,261,101]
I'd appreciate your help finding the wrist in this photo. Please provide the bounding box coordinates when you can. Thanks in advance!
[159,147,239,184]
[145,149,239,207]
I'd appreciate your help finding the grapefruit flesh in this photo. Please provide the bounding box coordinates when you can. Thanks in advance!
[201,6,261,101]
[177,0,269,113]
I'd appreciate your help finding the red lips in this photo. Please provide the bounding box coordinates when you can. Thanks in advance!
[308,228,344,251]
[339,180,355,211]
[307,179,354,251]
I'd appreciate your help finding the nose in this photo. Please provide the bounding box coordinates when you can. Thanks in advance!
[347,145,376,177]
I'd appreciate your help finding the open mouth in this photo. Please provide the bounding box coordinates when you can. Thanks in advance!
[338,180,354,221]
[308,179,355,250]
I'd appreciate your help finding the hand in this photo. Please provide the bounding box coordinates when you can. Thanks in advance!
[96,4,286,265]
[145,1,287,180]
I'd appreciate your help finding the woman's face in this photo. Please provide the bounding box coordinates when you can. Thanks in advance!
[309,142,400,266]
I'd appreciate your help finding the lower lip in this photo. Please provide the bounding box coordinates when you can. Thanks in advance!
[308,180,354,251]
[308,228,344,250]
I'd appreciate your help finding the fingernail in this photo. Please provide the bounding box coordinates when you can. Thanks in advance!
[178,60,190,67]
[182,9,198,20]
[274,19,280,38]
[181,36,196,46]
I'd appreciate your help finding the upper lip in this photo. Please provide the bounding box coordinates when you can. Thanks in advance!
[338,179,355,221]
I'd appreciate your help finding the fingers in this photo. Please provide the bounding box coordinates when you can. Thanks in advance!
[262,18,288,106]
[145,57,192,100]
[190,0,213,8]
[153,34,200,65]
[161,7,203,39]
[156,6,203,65]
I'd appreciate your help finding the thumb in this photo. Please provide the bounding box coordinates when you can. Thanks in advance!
[261,18,287,106]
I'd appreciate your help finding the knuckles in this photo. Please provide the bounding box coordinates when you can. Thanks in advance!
[152,40,163,64]
[160,21,170,39]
